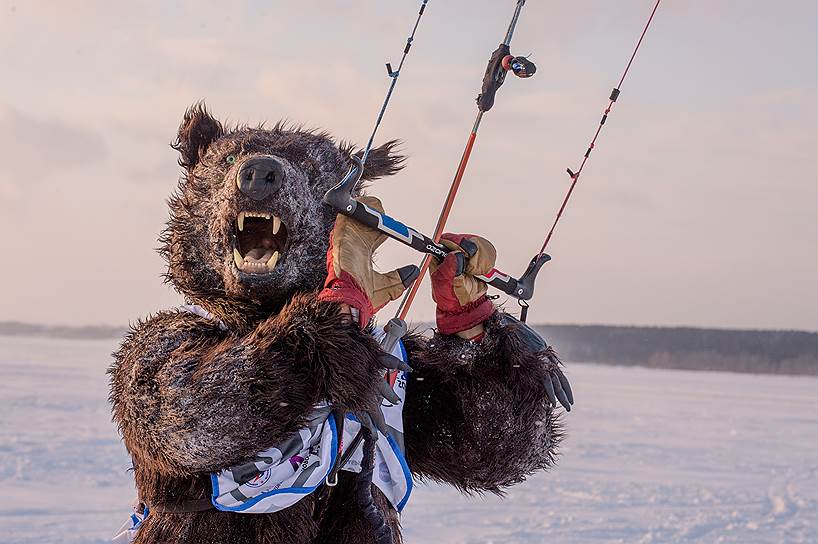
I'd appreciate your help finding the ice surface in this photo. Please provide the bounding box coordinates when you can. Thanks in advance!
[1,336,816,543]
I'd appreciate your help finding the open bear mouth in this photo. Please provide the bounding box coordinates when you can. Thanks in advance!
[232,211,288,275]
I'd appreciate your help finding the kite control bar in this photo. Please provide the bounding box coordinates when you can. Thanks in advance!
[324,155,550,300]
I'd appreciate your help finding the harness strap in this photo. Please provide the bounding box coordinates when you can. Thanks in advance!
[356,426,393,544]
[326,427,364,487]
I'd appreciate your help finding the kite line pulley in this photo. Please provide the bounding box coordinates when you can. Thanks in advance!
[478,46,536,112]
[477,46,537,111]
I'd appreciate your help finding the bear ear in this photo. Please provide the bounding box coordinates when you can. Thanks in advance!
[172,102,224,170]
[343,140,406,181]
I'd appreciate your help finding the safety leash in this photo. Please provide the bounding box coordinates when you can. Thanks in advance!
[355,425,392,544]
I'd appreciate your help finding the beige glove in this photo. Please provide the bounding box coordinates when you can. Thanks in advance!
[319,196,419,327]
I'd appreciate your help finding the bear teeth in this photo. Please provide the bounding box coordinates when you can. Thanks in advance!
[234,211,286,274]
[233,248,281,273]
[267,251,280,270]
[237,211,275,232]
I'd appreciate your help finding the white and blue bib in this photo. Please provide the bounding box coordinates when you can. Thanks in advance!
[210,327,412,513]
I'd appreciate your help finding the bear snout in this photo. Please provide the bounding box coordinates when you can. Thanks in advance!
[236,155,285,200]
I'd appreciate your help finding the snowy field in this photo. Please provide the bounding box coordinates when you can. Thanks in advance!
[1,335,816,543]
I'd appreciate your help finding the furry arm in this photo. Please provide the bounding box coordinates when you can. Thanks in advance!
[402,311,565,494]
[109,293,384,476]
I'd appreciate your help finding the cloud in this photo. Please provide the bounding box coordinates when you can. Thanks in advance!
[0,1,816,329]
[0,106,108,184]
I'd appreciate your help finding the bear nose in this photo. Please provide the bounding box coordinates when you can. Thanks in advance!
[236,156,284,200]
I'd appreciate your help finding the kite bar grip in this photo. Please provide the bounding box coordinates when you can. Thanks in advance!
[478,253,550,300]
[324,156,548,300]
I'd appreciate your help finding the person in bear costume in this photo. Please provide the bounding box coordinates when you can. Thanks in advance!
[109,103,573,544]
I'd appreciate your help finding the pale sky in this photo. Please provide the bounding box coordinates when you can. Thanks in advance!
[1,1,816,330]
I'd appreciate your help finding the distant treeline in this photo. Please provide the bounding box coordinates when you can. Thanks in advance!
[0,321,125,340]
[2,321,816,376]
[536,325,818,376]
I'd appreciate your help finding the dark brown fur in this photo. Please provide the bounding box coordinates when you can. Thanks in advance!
[403,313,564,494]
[109,103,564,543]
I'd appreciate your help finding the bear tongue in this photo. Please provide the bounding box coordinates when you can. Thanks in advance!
[244,248,274,263]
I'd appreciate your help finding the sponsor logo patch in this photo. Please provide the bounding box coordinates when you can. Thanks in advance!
[245,469,272,488]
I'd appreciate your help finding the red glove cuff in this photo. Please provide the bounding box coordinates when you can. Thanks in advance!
[435,295,496,336]
[318,271,373,328]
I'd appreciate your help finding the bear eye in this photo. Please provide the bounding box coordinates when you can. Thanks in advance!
[302,159,317,177]
[226,155,236,165]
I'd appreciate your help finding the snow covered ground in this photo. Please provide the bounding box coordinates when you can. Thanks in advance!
[1,335,816,543]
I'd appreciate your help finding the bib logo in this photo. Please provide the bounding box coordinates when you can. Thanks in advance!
[378,461,392,484]
[288,454,305,471]
[245,469,272,488]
